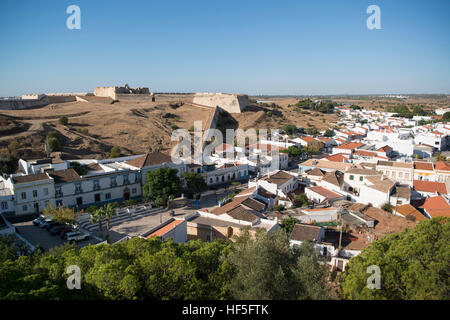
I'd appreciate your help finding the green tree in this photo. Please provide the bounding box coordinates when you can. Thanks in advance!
[442,111,450,122]
[143,167,182,207]
[0,154,18,175]
[47,137,60,152]
[226,230,333,299]
[70,161,88,176]
[59,116,68,125]
[102,202,118,234]
[324,129,335,137]
[285,145,301,158]
[109,146,121,158]
[340,217,450,300]
[435,153,447,162]
[88,205,105,238]
[281,217,298,235]
[183,172,207,198]
[294,194,309,208]
[283,124,298,136]
[43,205,78,224]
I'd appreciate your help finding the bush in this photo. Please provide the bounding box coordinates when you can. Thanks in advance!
[47,137,60,152]
[109,146,121,158]
[382,202,393,213]
[59,116,68,125]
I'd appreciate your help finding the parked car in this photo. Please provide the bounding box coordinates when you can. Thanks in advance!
[59,228,75,239]
[49,225,71,235]
[64,231,90,243]
[38,218,53,228]
[32,216,45,225]
[44,222,63,231]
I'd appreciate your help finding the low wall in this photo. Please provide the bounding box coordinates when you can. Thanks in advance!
[0,96,50,110]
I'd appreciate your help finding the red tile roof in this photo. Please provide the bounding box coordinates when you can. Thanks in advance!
[306,186,343,199]
[414,162,434,171]
[324,153,348,162]
[435,161,450,171]
[335,142,364,150]
[419,196,450,218]
[413,180,447,194]
[377,145,393,152]
[146,220,184,238]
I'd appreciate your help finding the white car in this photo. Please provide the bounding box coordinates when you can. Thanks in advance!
[38,218,53,228]
[64,231,90,242]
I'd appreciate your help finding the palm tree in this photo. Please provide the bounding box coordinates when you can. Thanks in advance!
[103,202,118,232]
[88,205,105,237]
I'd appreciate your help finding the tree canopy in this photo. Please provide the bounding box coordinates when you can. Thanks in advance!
[340,217,450,300]
[183,172,207,197]
[143,167,182,207]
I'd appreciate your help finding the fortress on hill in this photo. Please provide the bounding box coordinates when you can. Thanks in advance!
[94,84,155,101]
[192,93,250,114]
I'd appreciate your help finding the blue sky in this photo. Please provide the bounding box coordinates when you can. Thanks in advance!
[0,0,449,96]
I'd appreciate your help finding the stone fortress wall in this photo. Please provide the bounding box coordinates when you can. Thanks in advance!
[192,93,250,114]
[0,92,92,110]
[94,84,153,100]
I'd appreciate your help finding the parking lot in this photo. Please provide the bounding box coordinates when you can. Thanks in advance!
[14,221,101,251]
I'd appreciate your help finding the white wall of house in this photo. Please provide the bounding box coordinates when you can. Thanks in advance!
[13,179,55,215]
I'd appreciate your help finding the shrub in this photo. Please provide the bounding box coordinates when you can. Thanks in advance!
[59,116,68,125]
[109,146,121,158]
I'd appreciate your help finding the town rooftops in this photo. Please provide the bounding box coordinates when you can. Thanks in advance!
[435,161,450,171]
[12,173,51,184]
[394,204,426,221]
[365,175,396,193]
[322,170,344,187]
[260,170,295,186]
[346,167,379,175]
[376,145,393,152]
[413,180,447,194]
[334,142,364,150]
[377,161,413,168]
[125,151,172,168]
[323,153,348,162]
[419,196,450,218]
[289,224,322,242]
[305,167,326,177]
[300,159,349,171]
[226,205,260,223]
[144,219,184,238]
[307,186,343,199]
[414,161,434,171]
[48,168,82,184]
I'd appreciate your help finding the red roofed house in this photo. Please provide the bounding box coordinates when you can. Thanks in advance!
[376,145,393,158]
[412,180,448,198]
[323,153,349,163]
[332,142,364,155]
[141,218,187,243]
[419,196,450,219]
[305,186,345,205]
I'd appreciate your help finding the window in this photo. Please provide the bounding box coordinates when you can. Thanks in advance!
[1,201,7,210]
[33,190,38,198]
[21,192,26,200]
[55,186,63,197]
[22,205,27,212]
[359,176,363,181]
[44,188,49,196]
[95,193,101,202]
[132,188,137,194]
[405,173,410,180]
[349,175,354,181]
[123,175,130,185]
[399,172,403,178]
[93,179,100,191]
[105,193,111,200]
[76,197,83,206]
[110,177,117,187]
[75,183,82,194]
